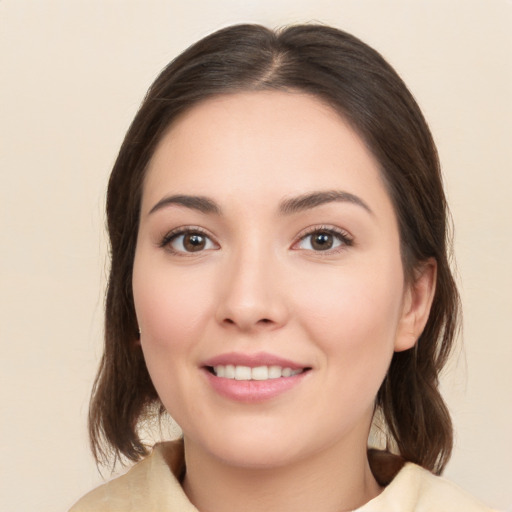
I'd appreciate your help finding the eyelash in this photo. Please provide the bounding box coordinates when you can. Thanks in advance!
[159,225,354,255]
[293,225,354,254]
[159,226,217,256]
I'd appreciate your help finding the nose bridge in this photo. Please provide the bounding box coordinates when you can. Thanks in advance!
[216,236,287,330]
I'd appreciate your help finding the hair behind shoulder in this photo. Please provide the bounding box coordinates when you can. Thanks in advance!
[89,23,460,474]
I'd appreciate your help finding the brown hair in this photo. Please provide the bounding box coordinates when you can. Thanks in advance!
[89,23,460,474]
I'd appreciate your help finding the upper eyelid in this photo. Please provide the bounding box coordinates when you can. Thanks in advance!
[291,225,354,251]
[164,225,213,238]
[159,225,217,247]
[295,224,353,240]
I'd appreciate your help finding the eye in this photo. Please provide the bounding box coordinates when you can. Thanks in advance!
[294,228,352,252]
[162,228,217,254]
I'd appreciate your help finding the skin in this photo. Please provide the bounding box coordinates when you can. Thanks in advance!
[132,91,436,512]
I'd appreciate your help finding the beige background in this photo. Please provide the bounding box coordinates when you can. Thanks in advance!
[1,1,510,511]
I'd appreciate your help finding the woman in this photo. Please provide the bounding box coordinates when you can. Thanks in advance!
[71,24,494,511]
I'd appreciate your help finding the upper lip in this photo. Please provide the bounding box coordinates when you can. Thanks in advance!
[202,352,307,370]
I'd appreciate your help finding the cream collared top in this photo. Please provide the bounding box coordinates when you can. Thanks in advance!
[70,441,495,512]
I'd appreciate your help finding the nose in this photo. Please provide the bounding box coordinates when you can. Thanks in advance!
[215,248,289,333]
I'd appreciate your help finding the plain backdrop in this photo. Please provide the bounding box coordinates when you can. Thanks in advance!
[0,1,510,511]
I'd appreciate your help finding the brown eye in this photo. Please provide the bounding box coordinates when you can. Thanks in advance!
[295,228,351,252]
[310,231,334,250]
[166,230,216,253]
[183,233,206,252]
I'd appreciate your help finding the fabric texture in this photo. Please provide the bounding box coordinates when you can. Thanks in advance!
[70,440,495,512]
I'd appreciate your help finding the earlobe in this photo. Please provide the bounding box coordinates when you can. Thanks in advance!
[394,258,437,352]
[133,326,142,346]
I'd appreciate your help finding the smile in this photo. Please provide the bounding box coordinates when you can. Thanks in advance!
[202,353,311,402]
[210,365,304,380]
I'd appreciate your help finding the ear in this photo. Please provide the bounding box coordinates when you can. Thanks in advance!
[394,258,437,352]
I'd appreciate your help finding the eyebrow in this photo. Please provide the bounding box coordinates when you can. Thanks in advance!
[148,189,372,217]
[279,190,373,216]
[149,194,222,215]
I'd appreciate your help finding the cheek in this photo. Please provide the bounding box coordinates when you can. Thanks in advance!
[296,268,404,428]
[302,265,402,333]
[295,259,405,375]
[134,258,212,338]
[132,257,218,420]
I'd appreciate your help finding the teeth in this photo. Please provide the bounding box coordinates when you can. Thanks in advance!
[251,366,268,380]
[225,364,235,379]
[235,366,252,380]
[268,365,282,379]
[282,368,292,377]
[212,365,303,381]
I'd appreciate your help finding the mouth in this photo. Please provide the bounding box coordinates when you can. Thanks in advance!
[202,353,311,401]
[206,365,310,381]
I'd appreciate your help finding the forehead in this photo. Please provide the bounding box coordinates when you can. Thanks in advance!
[142,91,391,216]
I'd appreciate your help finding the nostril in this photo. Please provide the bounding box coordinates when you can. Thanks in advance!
[220,315,281,330]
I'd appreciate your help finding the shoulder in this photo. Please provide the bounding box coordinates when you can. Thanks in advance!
[68,457,149,511]
[359,462,496,512]
[68,454,157,512]
[68,441,196,512]
[402,464,496,511]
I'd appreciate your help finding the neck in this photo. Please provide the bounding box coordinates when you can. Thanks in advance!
[182,437,382,512]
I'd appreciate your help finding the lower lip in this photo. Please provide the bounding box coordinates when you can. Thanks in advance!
[203,369,308,403]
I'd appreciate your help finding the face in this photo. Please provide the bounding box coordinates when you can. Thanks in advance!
[133,91,421,469]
